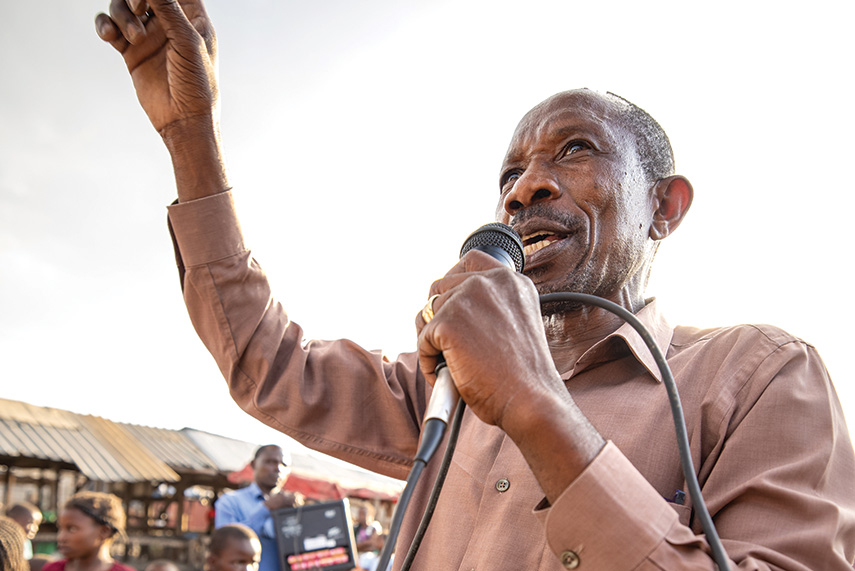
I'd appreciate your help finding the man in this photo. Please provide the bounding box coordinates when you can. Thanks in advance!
[215,446,301,571]
[206,524,262,571]
[96,0,855,569]
[5,503,41,561]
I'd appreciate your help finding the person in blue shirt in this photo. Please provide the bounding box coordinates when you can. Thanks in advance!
[214,445,302,571]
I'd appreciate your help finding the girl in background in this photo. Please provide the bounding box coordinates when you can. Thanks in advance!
[43,492,134,571]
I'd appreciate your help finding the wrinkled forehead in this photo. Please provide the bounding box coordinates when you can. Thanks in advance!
[504,90,632,162]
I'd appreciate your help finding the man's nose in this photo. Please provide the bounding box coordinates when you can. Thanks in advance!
[501,162,561,217]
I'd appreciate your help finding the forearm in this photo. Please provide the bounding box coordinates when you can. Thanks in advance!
[162,114,229,202]
[502,387,605,505]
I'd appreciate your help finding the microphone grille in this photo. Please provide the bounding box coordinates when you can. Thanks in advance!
[459,222,525,273]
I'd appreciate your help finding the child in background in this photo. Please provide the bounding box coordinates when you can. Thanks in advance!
[42,492,134,571]
[205,524,261,571]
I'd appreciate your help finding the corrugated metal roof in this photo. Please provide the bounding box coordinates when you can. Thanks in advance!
[0,398,179,483]
[0,399,78,428]
[79,415,180,483]
[122,424,220,473]
[0,398,401,498]
[182,428,259,473]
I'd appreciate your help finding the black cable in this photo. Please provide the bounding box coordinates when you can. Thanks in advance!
[374,416,447,571]
[373,458,425,571]
[399,394,467,571]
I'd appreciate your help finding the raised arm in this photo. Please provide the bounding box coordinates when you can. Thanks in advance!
[95,0,227,201]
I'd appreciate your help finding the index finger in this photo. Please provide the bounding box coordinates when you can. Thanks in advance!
[128,0,149,15]
[430,249,510,288]
[146,0,215,54]
[460,248,512,272]
[419,250,513,323]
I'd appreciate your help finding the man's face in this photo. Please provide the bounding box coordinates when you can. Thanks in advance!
[496,91,655,305]
[252,447,288,491]
[208,537,262,571]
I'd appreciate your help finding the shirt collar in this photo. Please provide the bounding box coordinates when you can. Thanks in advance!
[247,481,266,500]
[563,298,674,383]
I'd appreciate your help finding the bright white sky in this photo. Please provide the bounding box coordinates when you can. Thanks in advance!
[1,0,853,455]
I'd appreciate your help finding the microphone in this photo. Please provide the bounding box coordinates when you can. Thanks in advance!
[459,222,525,273]
[374,223,526,571]
[421,223,525,433]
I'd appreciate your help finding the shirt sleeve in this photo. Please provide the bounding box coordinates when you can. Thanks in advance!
[166,191,426,480]
[539,338,855,570]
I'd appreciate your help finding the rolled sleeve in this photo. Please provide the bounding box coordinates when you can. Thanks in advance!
[167,190,247,267]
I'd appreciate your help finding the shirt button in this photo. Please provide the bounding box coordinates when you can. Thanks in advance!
[495,478,510,492]
[560,550,580,569]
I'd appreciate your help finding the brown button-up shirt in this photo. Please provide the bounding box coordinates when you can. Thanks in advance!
[168,191,855,570]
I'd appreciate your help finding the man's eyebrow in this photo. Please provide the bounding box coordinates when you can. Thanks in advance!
[552,123,605,141]
[502,124,604,166]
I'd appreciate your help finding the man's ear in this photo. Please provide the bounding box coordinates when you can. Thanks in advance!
[649,175,693,241]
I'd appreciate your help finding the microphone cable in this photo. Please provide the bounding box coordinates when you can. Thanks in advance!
[398,386,467,570]
[379,292,730,571]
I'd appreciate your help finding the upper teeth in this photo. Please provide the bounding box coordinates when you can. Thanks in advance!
[522,231,549,241]
[522,232,555,256]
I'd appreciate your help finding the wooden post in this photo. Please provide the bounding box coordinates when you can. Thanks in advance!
[52,469,61,513]
[175,482,187,535]
[3,464,15,507]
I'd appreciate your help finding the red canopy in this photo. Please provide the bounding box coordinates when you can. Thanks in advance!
[227,463,398,502]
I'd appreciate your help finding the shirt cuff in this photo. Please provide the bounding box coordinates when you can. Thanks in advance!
[166,190,247,267]
[540,441,679,569]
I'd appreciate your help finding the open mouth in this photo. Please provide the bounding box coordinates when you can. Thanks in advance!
[522,231,563,257]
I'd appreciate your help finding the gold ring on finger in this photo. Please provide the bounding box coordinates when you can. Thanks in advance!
[421,294,441,323]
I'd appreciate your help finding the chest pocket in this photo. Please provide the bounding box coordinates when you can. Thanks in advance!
[668,501,693,527]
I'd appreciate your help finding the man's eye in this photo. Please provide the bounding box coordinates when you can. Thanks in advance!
[561,141,589,157]
[501,171,521,189]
